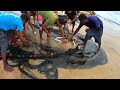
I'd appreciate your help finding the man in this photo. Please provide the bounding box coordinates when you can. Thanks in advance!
[68,14,103,53]
[0,13,32,72]
[65,11,77,32]
[38,11,67,43]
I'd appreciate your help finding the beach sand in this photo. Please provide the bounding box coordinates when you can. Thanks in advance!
[0,14,120,79]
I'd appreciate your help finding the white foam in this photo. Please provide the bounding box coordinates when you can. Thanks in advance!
[95,11,120,25]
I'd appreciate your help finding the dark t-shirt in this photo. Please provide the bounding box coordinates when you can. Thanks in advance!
[21,11,30,16]
[65,11,77,20]
[78,15,103,30]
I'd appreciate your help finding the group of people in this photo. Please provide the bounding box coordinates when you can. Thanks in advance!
[0,11,103,72]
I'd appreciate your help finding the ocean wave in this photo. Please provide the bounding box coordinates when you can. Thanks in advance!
[95,11,120,25]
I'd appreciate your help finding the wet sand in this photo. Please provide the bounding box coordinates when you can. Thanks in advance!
[58,17,120,79]
[0,15,120,79]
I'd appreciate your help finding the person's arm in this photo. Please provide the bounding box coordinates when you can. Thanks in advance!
[42,22,50,35]
[71,11,77,23]
[65,11,68,22]
[56,19,67,43]
[68,24,82,40]
[73,27,80,35]
[71,16,77,22]
[16,19,32,45]
[17,31,32,45]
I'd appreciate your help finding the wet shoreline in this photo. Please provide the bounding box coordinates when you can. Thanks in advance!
[0,13,120,79]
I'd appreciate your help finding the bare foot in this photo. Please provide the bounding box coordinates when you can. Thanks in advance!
[4,65,13,72]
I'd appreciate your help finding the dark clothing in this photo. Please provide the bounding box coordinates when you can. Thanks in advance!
[85,28,103,45]
[21,11,30,16]
[0,30,13,53]
[65,11,77,20]
[58,15,67,25]
[78,15,103,31]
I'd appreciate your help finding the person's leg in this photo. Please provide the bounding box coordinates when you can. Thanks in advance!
[2,31,13,71]
[33,15,36,24]
[9,31,16,44]
[1,44,13,71]
[56,20,67,43]
[63,23,67,30]
[71,21,75,33]
[45,26,53,38]
[94,30,103,53]
[28,21,34,30]
[9,31,18,46]
[94,37,101,53]
[47,28,52,36]
[42,22,50,37]
[82,30,93,51]
[39,29,43,44]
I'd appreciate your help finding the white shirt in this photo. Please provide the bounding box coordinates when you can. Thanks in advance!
[0,11,22,16]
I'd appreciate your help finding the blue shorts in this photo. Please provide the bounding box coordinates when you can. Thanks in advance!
[85,28,103,45]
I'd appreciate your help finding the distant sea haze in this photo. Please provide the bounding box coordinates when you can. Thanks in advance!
[95,11,120,25]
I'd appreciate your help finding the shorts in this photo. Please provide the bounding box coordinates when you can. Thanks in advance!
[46,25,54,29]
[85,28,103,45]
[35,15,44,30]
[0,30,13,53]
[39,21,43,30]
[0,31,8,53]
[6,30,14,41]
[0,44,8,53]
[35,20,43,30]
[58,15,67,25]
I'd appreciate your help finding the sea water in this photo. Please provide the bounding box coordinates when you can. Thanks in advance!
[95,11,120,25]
